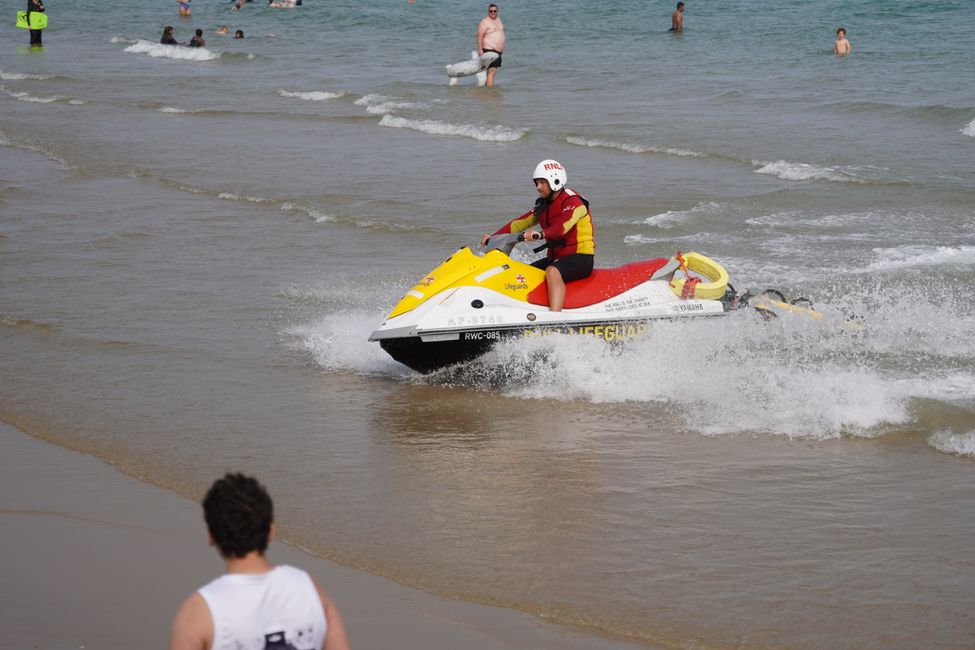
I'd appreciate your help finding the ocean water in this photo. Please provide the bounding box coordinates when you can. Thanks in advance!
[2,0,975,647]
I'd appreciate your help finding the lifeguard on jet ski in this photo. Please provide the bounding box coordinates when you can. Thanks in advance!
[369,160,830,373]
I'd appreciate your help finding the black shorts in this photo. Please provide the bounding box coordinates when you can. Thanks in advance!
[483,49,502,68]
[532,254,594,283]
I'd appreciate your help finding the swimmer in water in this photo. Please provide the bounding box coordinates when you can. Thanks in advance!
[669,2,684,32]
[188,28,205,47]
[834,27,851,55]
[234,29,244,39]
[160,25,180,45]
[178,0,191,17]
[214,25,229,35]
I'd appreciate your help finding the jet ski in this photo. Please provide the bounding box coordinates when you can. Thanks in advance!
[370,233,789,373]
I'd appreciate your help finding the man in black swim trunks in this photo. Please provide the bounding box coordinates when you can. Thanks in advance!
[477,4,505,87]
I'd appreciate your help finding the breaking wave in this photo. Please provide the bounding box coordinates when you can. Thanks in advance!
[378,115,525,142]
[123,40,220,62]
[565,136,709,159]
[278,89,347,101]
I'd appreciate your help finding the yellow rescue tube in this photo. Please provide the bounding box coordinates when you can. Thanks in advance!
[669,251,729,300]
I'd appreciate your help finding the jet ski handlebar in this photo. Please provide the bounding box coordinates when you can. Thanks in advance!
[479,232,547,256]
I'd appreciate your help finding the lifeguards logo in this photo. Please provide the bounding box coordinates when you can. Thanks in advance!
[418,276,435,286]
[543,162,563,171]
[505,273,529,291]
[522,322,649,342]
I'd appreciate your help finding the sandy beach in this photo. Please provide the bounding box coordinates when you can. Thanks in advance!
[0,421,647,650]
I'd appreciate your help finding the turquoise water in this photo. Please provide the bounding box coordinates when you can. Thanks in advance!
[3,1,975,647]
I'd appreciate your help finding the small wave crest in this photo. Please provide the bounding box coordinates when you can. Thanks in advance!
[753,160,873,184]
[123,40,220,62]
[565,136,708,159]
[1,85,63,103]
[281,201,336,223]
[639,202,720,228]
[865,245,975,272]
[354,94,427,115]
[928,430,975,458]
[379,115,525,142]
[0,69,54,81]
[278,89,347,101]
[962,118,975,137]
[218,192,274,203]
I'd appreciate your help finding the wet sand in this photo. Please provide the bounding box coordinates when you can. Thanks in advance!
[0,421,649,650]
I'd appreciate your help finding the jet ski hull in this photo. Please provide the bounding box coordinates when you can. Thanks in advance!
[374,313,724,374]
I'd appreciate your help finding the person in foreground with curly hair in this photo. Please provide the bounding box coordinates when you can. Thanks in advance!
[169,473,351,650]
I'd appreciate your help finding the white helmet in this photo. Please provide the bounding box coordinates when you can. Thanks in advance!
[532,159,567,193]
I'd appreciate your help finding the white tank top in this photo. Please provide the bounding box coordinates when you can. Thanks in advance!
[198,565,327,650]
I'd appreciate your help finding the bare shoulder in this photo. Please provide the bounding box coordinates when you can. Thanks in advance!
[169,592,213,650]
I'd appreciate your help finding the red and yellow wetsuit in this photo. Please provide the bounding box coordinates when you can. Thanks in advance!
[492,188,594,262]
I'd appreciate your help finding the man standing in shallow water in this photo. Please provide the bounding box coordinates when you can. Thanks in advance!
[477,4,505,87]
[670,2,684,32]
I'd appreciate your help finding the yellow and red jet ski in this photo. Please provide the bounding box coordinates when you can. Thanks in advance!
[369,233,758,373]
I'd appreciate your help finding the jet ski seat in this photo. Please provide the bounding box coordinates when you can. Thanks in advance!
[526,258,671,309]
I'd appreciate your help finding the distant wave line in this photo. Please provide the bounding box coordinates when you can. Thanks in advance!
[1,85,63,104]
[0,69,55,81]
[355,94,429,115]
[378,115,525,142]
[278,89,348,101]
[865,245,975,272]
[752,160,907,186]
[565,136,711,159]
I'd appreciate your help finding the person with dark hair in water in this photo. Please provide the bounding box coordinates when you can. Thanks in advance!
[188,28,205,47]
[234,29,244,39]
[169,473,350,650]
[160,25,180,45]
[669,2,685,32]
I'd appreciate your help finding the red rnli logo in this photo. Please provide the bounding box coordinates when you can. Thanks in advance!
[543,162,563,171]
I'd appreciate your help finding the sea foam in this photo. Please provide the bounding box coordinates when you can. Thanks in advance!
[962,118,975,137]
[378,115,525,142]
[0,70,53,81]
[281,201,335,223]
[278,89,346,101]
[865,245,975,272]
[124,40,219,62]
[355,94,427,115]
[753,160,867,183]
[1,87,62,103]
[566,136,708,159]
[928,430,975,458]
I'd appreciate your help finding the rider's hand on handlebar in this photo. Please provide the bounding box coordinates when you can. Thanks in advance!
[481,233,491,246]
[524,230,541,242]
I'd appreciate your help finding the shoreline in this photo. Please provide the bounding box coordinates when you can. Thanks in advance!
[0,421,651,650]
